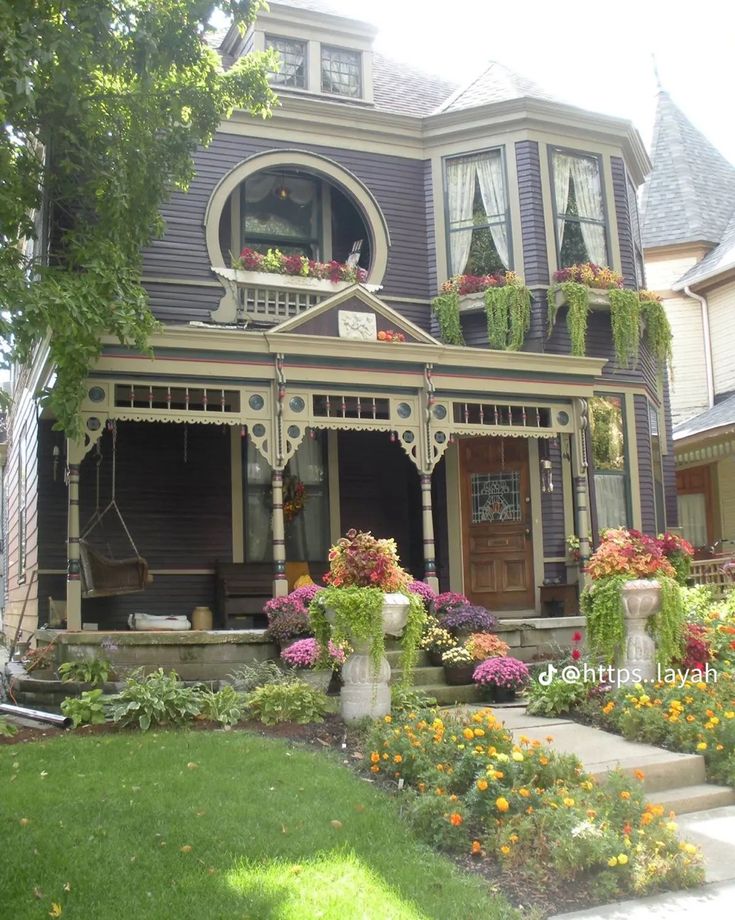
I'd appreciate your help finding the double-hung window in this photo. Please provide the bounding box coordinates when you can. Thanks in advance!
[265,36,306,88]
[589,394,630,531]
[445,149,511,276]
[551,148,608,268]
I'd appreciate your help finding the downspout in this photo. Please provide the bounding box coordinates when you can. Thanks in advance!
[684,285,715,409]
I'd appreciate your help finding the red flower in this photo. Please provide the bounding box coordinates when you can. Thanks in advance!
[572,631,582,642]
[571,649,581,661]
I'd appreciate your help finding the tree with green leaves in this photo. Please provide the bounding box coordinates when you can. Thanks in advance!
[0,1,277,434]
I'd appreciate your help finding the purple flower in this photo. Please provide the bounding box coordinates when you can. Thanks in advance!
[440,604,497,634]
[472,656,529,690]
[408,580,437,606]
[280,638,345,669]
[431,592,470,617]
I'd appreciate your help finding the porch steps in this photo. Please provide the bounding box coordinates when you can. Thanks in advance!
[385,647,483,705]
[496,710,735,817]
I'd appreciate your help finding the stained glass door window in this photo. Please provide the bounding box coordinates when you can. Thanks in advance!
[471,471,521,524]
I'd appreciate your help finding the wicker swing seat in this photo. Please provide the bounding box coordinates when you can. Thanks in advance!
[80,539,153,599]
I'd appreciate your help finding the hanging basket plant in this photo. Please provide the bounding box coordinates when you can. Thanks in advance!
[431,272,531,350]
[547,280,590,356]
[609,288,641,368]
[639,291,673,366]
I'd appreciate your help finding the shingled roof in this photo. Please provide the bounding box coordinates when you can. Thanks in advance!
[434,61,553,114]
[674,390,735,442]
[641,91,735,249]
[373,53,457,117]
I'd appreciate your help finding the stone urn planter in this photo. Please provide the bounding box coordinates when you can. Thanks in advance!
[297,669,333,693]
[619,579,661,685]
[326,592,409,722]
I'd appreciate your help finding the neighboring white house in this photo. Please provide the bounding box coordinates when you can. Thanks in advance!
[642,90,735,550]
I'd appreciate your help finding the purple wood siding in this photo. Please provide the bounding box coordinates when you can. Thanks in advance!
[142,135,433,319]
[36,421,232,628]
[516,141,549,350]
[541,439,565,558]
[634,395,657,535]
[611,156,637,289]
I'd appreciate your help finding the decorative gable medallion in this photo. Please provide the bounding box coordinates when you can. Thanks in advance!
[338,310,377,340]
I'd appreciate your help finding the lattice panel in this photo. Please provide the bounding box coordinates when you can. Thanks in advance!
[241,285,323,322]
[454,402,552,429]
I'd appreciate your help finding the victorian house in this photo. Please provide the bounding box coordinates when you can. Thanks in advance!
[3,0,670,642]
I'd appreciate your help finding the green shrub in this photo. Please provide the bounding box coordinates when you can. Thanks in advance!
[61,689,108,728]
[198,685,246,727]
[0,717,18,738]
[58,656,113,686]
[109,669,201,731]
[246,680,328,725]
[391,686,437,714]
[526,671,592,716]
[228,660,291,692]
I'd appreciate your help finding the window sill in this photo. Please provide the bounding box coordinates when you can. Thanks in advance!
[552,287,612,311]
[214,267,356,295]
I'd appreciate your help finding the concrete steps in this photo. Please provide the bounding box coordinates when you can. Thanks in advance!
[495,709,735,819]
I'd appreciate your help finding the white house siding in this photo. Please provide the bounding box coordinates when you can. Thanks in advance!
[707,280,735,398]
[645,252,703,293]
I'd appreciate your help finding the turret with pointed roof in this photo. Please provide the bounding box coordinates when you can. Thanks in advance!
[641,90,735,250]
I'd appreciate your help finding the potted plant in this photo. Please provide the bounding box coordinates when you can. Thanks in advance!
[264,584,321,649]
[280,638,346,692]
[310,529,425,720]
[441,645,476,685]
[233,247,367,284]
[407,579,438,609]
[473,656,530,702]
[430,591,470,617]
[465,632,510,661]
[581,528,687,683]
[420,617,457,666]
[439,603,497,639]
[658,532,695,586]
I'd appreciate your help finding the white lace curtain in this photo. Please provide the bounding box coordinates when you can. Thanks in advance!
[446,152,509,274]
[553,152,607,265]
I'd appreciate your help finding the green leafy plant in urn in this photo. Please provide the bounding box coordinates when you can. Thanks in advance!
[310,529,425,721]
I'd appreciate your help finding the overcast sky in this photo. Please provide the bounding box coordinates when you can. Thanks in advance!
[289,0,735,165]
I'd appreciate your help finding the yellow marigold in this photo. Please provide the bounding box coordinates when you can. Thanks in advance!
[725,711,735,719]
[435,787,444,796]
[602,702,615,715]
[617,853,629,865]
[384,715,392,723]
[449,812,463,826]
[474,728,485,737]
[633,770,645,781]
[463,728,475,740]
[512,751,524,762]
[477,778,489,792]
[492,770,504,780]
[619,791,631,800]
[587,809,597,819]
[680,842,697,855]
[496,797,510,813]
[697,742,708,750]
[526,806,534,814]
[370,765,380,773]
[471,840,482,855]
[518,788,530,798]
[607,856,618,867]
[500,845,511,856]
[393,755,403,764]
[539,756,549,766]
[417,782,426,793]
[370,752,380,763]
[640,812,653,826]
[563,797,575,807]
[686,715,695,723]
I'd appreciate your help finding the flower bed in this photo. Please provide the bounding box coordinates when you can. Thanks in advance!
[364,707,703,898]
[234,247,367,284]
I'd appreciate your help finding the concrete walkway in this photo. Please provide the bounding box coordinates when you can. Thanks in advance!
[492,708,735,917]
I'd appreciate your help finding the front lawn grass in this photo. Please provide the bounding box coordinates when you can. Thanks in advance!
[0,730,516,919]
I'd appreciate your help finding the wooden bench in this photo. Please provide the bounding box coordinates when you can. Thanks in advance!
[215,563,272,630]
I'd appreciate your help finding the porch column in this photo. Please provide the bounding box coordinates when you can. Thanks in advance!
[571,398,592,572]
[420,472,440,591]
[66,438,86,630]
[271,469,288,597]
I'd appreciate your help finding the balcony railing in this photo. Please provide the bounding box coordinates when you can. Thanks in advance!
[211,268,377,326]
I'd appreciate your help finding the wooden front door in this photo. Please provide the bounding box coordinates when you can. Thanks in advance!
[460,437,534,611]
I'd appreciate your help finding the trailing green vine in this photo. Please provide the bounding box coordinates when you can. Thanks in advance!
[640,297,673,366]
[581,574,627,664]
[609,288,641,368]
[547,281,590,356]
[310,586,425,688]
[650,576,686,667]
[431,291,465,345]
[484,283,531,351]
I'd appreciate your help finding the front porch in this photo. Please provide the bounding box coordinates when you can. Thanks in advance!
[35,285,604,635]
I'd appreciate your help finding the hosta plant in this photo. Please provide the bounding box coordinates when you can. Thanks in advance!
[197,685,246,727]
[246,680,328,725]
[109,668,202,731]
[61,689,108,728]
[58,655,113,686]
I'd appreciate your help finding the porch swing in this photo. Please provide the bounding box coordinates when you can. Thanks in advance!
[79,422,153,598]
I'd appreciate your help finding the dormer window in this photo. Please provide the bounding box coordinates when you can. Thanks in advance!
[265,36,306,88]
[321,46,362,97]
[551,148,608,267]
